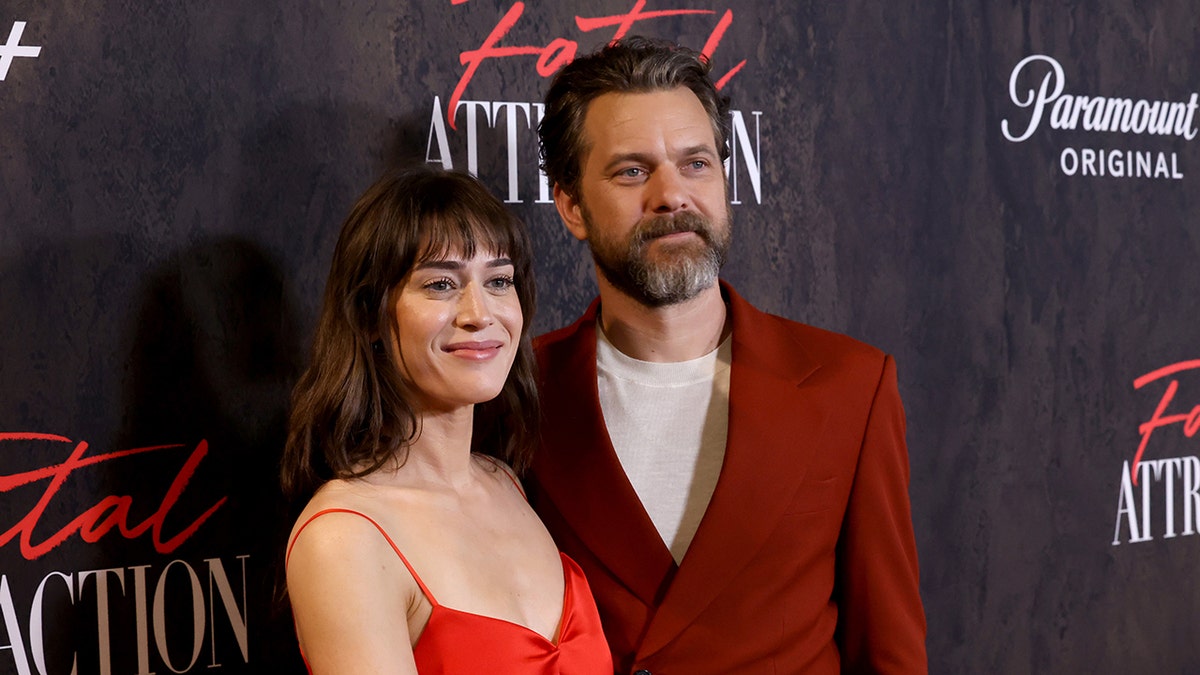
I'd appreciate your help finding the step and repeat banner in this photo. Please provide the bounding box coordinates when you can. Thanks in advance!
[1,1,1197,672]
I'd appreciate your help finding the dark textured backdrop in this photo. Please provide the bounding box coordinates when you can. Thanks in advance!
[1,1,1198,672]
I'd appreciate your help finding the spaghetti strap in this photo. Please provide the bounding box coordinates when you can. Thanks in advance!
[287,507,440,606]
[476,454,528,500]
[285,506,613,673]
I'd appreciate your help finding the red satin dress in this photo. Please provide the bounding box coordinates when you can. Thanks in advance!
[290,508,612,674]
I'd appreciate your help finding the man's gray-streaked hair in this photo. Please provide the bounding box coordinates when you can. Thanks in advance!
[538,36,732,199]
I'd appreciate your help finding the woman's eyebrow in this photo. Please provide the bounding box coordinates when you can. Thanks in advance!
[415,256,513,271]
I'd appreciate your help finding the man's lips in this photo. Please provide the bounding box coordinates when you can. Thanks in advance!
[651,230,699,241]
[643,230,704,250]
[443,340,505,360]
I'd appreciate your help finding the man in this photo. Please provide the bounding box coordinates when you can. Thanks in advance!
[530,36,927,674]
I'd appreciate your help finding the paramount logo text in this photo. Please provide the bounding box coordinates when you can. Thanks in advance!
[1002,54,1197,180]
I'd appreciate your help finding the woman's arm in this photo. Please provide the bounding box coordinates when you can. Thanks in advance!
[286,510,422,675]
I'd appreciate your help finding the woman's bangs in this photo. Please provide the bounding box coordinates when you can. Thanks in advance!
[415,209,517,264]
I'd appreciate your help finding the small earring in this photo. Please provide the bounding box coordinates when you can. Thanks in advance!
[372,341,384,354]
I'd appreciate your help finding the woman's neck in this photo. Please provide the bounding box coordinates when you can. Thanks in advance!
[393,405,479,490]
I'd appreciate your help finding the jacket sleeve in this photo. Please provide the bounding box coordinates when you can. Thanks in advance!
[835,354,929,673]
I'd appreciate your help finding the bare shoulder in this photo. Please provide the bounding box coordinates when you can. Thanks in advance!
[289,507,388,562]
[286,493,414,605]
[286,487,421,674]
[286,477,420,581]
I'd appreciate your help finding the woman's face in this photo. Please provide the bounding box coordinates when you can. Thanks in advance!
[389,247,523,413]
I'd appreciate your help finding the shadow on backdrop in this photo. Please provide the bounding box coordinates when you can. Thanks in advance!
[117,236,304,671]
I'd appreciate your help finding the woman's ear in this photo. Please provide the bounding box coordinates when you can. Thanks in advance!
[367,325,386,355]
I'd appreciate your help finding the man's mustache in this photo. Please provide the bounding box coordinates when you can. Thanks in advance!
[633,213,713,245]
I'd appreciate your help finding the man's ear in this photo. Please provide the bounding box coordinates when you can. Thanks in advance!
[553,184,588,242]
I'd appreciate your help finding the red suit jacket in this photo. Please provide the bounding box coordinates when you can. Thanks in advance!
[529,282,927,674]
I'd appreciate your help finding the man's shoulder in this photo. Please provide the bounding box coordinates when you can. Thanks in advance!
[533,298,600,358]
[764,310,883,358]
[533,315,588,353]
[728,286,888,372]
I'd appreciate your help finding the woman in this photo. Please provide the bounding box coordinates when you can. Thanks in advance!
[281,168,611,674]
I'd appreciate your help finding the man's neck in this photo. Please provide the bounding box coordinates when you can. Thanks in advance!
[596,275,730,363]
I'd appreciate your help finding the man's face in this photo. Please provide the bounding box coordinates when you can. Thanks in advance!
[555,87,731,307]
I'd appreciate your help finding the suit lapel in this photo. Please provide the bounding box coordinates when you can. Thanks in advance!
[534,305,676,607]
[636,283,829,659]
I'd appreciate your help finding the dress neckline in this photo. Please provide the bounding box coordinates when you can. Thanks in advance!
[292,508,571,647]
[423,552,573,648]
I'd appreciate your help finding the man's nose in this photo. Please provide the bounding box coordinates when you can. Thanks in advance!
[649,169,689,214]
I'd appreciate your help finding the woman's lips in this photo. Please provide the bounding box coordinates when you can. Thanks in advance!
[444,340,504,360]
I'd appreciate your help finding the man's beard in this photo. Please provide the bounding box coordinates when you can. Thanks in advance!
[583,208,732,308]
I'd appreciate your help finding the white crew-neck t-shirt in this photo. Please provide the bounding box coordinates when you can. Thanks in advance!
[596,325,732,564]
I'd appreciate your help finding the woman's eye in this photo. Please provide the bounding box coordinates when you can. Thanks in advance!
[487,275,516,290]
[424,278,454,292]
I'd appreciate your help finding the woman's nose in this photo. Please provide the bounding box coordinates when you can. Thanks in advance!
[455,284,495,329]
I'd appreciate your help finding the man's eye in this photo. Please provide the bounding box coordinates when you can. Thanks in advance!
[617,167,644,178]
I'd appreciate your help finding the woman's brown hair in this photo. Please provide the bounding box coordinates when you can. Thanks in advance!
[280,167,538,501]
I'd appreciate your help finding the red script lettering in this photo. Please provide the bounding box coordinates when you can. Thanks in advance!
[449,1,747,128]
[0,433,226,560]
[1131,360,1200,484]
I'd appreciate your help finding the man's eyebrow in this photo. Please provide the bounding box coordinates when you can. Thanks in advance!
[679,144,720,160]
[600,146,719,173]
[601,152,656,173]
